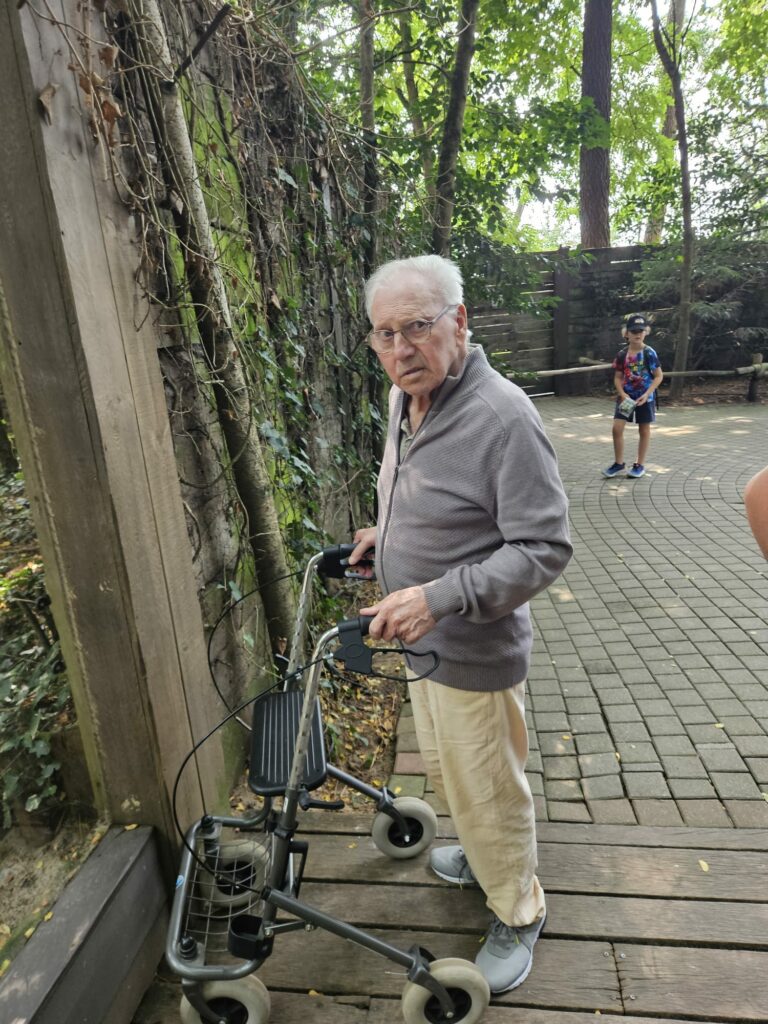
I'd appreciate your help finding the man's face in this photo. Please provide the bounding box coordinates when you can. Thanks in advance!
[369,278,468,399]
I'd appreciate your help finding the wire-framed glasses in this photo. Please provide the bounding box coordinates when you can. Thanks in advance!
[367,304,459,353]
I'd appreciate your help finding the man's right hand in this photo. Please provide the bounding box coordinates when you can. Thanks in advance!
[348,527,377,578]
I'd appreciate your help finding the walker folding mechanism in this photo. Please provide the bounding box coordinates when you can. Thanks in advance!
[166,544,491,1024]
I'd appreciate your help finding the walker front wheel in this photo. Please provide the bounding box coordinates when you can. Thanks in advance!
[371,797,438,859]
[401,958,489,1024]
[180,977,270,1024]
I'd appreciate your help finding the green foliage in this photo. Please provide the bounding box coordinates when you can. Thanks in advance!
[635,237,768,367]
[0,476,72,828]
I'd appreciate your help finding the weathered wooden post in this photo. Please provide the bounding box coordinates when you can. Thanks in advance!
[0,0,230,857]
[552,246,574,396]
[748,353,764,403]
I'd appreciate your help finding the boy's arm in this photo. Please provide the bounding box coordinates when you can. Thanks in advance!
[614,370,627,399]
[639,366,664,404]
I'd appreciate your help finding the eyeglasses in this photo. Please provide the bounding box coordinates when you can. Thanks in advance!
[367,305,459,354]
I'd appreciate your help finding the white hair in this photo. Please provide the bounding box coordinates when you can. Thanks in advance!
[364,255,464,319]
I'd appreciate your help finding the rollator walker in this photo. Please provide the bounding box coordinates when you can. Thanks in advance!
[166,544,491,1024]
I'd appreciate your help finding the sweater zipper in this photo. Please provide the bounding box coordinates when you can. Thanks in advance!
[378,396,431,595]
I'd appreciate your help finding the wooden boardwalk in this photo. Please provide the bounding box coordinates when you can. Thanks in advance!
[135,811,768,1024]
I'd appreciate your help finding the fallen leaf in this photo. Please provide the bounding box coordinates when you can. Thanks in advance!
[714,723,724,729]
[37,82,59,124]
[347,842,357,849]
[308,989,322,996]
[0,959,10,978]
[698,859,709,872]
[44,912,53,922]
[124,823,139,831]
[24,926,36,939]
[98,44,119,69]
[562,734,571,741]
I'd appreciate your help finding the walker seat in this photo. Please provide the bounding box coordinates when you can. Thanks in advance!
[247,690,326,796]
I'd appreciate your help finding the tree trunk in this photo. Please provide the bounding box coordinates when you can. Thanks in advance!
[650,0,694,400]
[644,0,686,244]
[579,0,613,249]
[399,10,436,238]
[127,0,296,651]
[431,0,480,256]
[359,0,378,277]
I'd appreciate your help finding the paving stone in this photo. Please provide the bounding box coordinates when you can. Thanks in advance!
[625,683,666,700]
[705,699,748,717]
[686,724,732,744]
[387,774,426,798]
[696,745,747,771]
[610,721,651,742]
[677,799,733,828]
[666,690,705,707]
[538,732,576,756]
[587,799,637,824]
[731,735,768,757]
[544,778,582,801]
[677,705,718,725]
[581,774,625,800]
[596,688,634,705]
[560,682,595,698]
[564,697,602,715]
[745,758,768,783]
[395,732,421,753]
[659,755,708,778]
[573,733,615,754]
[568,713,605,733]
[645,717,687,736]
[527,750,543,774]
[710,772,764,800]
[546,800,591,823]
[542,755,580,780]
[632,799,685,826]
[532,694,567,713]
[717,716,766,736]
[535,712,571,732]
[723,800,768,827]
[527,677,561,694]
[653,734,696,756]
[623,773,672,799]
[668,777,718,799]
[615,741,658,763]
[578,751,621,777]
[620,761,663,773]
[582,660,615,674]
[634,699,676,717]
[603,704,643,724]
[393,751,427,775]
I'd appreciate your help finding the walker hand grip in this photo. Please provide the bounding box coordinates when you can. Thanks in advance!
[318,544,374,579]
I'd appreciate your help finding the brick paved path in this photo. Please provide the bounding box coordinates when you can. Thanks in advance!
[392,398,768,829]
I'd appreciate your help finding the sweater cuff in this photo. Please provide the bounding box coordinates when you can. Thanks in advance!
[424,575,464,621]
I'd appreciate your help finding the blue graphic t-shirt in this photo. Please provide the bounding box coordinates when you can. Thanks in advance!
[613,346,661,401]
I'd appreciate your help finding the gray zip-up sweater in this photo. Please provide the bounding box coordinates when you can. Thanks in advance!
[376,344,572,691]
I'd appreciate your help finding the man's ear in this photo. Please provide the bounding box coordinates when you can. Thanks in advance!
[456,303,469,337]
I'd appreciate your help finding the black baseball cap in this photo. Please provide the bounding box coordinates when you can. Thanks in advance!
[625,314,648,331]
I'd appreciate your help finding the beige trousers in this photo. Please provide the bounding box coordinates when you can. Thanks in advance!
[408,675,545,927]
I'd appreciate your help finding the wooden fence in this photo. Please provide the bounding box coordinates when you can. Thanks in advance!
[469,244,669,396]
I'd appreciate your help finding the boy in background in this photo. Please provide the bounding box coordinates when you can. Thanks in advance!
[602,314,663,479]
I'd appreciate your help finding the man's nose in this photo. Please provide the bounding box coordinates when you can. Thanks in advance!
[393,330,416,353]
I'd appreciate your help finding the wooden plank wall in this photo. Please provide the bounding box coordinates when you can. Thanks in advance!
[468,244,664,393]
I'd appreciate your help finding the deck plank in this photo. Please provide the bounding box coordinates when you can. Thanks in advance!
[297,812,768,851]
[368,1001,739,1024]
[616,943,768,1021]
[298,882,768,948]
[301,833,768,902]
[259,931,621,1013]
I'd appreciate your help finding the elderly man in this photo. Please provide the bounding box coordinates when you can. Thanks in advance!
[349,254,572,994]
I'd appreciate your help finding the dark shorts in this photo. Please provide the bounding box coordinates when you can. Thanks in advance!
[614,399,656,424]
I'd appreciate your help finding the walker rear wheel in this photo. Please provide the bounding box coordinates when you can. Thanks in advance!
[204,838,270,910]
[371,797,438,860]
[401,958,489,1024]
[180,977,270,1024]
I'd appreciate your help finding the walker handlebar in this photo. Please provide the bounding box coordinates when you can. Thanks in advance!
[318,544,374,580]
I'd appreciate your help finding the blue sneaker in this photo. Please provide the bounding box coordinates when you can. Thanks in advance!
[626,463,646,478]
[602,462,625,478]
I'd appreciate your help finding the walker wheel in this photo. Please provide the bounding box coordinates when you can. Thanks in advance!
[203,839,270,910]
[180,977,270,1024]
[401,957,489,1024]
[371,797,438,860]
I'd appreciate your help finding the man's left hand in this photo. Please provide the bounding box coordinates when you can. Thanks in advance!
[360,587,436,644]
